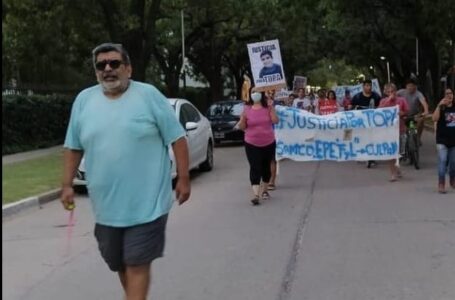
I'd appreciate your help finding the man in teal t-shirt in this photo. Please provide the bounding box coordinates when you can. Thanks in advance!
[61,43,190,300]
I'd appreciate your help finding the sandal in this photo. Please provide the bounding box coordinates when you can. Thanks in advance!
[251,196,260,205]
[268,184,276,191]
[262,192,270,200]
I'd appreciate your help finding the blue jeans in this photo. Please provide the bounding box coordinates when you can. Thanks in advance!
[437,144,455,184]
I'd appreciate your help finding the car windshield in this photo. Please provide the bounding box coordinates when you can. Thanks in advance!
[207,102,243,118]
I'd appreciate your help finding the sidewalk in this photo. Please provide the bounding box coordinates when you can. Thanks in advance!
[2,145,63,165]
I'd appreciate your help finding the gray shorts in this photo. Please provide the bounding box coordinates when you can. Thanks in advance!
[94,214,168,272]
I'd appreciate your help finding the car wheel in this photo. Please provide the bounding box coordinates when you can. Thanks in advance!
[73,185,88,195]
[199,142,214,171]
[214,139,221,146]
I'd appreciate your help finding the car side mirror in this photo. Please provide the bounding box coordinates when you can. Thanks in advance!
[185,122,198,131]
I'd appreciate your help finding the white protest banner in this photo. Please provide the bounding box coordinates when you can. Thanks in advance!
[333,78,382,104]
[293,76,307,92]
[274,106,399,162]
[247,39,286,91]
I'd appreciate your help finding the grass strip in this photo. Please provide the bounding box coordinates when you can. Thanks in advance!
[2,151,63,204]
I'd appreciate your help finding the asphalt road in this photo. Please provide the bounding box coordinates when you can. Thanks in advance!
[3,131,455,300]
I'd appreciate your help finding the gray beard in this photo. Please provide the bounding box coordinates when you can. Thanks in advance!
[99,79,130,94]
[100,80,121,92]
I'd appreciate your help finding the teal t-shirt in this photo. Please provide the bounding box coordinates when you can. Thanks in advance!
[64,81,185,227]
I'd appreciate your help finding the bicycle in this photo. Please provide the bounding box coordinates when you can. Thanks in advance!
[402,114,422,170]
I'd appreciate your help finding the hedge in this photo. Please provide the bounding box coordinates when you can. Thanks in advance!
[2,94,74,155]
[2,87,213,155]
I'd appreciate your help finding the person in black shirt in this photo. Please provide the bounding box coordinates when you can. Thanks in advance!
[351,79,382,168]
[351,79,382,109]
[432,88,455,193]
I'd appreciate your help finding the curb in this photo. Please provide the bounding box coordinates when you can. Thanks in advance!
[2,188,62,218]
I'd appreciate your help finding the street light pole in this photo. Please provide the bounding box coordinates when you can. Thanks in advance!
[380,56,390,83]
[181,9,186,90]
[416,38,419,76]
[386,61,390,83]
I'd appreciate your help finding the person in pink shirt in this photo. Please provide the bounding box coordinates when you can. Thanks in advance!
[379,83,409,182]
[238,89,279,205]
[318,90,339,115]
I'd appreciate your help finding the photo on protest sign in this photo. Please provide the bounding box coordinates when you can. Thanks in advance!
[247,39,286,90]
[293,76,307,92]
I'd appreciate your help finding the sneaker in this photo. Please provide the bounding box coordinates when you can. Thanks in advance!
[367,161,377,168]
[438,183,446,194]
[262,192,270,200]
[251,196,260,205]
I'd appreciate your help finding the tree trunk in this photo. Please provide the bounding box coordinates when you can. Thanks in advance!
[235,73,244,99]
[164,71,180,97]
[125,36,148,81]
[419,37,440,107]
[449,41,455,91]
[208,71,223,104]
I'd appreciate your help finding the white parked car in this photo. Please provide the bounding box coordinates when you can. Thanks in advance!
[72,98,214,193]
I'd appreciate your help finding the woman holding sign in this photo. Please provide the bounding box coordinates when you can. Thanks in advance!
[238,89,279,205]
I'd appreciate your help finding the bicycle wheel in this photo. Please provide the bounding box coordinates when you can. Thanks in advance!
[408,148,415,166]
[407,132,417,165]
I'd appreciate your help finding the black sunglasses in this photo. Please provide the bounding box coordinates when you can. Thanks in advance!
[95,59,124,71]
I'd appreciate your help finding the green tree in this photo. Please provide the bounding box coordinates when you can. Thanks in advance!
[321,0,454,104]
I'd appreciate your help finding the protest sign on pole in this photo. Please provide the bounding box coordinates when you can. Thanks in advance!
[247,39,287,92]
[274,89,291,100]
[274,106,399,162]
[273,88,292,105]
[292,76,307,93]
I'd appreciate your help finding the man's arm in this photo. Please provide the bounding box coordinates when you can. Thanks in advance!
[172,137,191,205]
[61,149,83,210]
[418,93,429,115]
